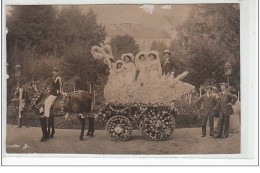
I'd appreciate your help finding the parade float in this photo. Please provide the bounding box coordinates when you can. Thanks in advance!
[91,44,195,141]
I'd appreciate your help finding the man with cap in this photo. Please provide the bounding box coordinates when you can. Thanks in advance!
[195,86,218,137]
[43,67,62,137]
[215,82,238,139]
[161,49,178,77]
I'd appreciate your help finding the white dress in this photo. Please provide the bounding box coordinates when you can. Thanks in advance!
[136,60,149,85]
[123,62,136,84]
[147,59,162,82]
[229,100,240,133]
[104,63,126,103]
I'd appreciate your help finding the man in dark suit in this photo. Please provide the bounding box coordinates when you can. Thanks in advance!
[195,86,218,137]
[161,49,178,77]
[215,83,238,139]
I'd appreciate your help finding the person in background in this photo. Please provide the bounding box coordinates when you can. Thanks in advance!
[161,49,178,77]
[215,83,238,139]
[86,117,95,137]
[212,86,220,133]
[14,85,28,128]
[195,86,218,137]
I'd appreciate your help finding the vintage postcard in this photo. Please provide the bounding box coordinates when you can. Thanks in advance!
[1,0,258,166]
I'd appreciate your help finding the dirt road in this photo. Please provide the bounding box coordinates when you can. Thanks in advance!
[5,124,240,154]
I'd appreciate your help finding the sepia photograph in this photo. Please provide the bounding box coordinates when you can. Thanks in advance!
[3,3,243,156]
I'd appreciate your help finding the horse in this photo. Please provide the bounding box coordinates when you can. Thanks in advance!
[26,84,94,142]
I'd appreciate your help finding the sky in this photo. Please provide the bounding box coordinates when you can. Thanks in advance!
[78,4,192,39]
[6,4,192,39]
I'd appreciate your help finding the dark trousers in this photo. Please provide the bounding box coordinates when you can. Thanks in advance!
[87,117,94,134]
[202,114,214,136]
[217,111,230,138]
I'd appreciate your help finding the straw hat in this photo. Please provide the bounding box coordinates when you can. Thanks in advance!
[219,82,228,88]
[163,49,171,55]
[121,53,134,62]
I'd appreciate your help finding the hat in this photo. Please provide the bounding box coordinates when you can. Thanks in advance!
[121,53,134,62]
[52,67,58,72]
[115,60,125,72]
[135,51,147,65]
[135,51,146,60]
[148,50,159,59]
[205,86,213,90]
[219,82,228,88]
[163,49,171,55]
[115,60,125,67]
[212,86,218,92]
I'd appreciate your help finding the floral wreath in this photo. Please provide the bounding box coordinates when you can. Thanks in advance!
[91,44,114,69]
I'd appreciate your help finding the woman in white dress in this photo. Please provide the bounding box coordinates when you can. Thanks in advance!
[147,50,162,82]
[131,51,150,103]
[229,99,240,133]
[135,51,149,85]
[104,60,127,103]
[121,53,136,84]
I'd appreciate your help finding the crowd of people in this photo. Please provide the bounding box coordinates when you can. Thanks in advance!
[91,46,195,104]
[195,83,238,139]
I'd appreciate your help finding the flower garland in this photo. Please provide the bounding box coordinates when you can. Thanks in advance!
[97,102,177,123]
[29,91,94,119]
[106,115,132,141]
[97,102,177,141]
[29,91,43,110]
[139,110,175,141]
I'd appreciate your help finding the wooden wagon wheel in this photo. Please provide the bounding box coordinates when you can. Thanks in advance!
[105,115,132,141]
[139,112,175,141]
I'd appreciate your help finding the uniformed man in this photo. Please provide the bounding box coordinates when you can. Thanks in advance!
[161,49,178,77]
[215,83,238,139]
[44,67,62,121]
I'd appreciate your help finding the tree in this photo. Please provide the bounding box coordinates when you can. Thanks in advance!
[182,37,226,88]
[6,6,107,103]
[175,4,240,89]
[7,6,57,58]
[59,8,107,90]
[55,7,106,57]
[61,40,108,90]
[6,5,58,92]
[110,35,140,60]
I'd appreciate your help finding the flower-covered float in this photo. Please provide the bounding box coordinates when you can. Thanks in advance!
[91,44,195,141]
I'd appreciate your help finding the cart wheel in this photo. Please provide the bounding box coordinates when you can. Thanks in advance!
[106,115,132,141]
[139,113,175,141]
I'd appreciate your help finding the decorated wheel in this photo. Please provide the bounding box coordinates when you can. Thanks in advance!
[105,115,132,141]
[139,112,175,141]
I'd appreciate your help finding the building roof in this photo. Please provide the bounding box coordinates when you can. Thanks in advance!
[106,25,171,39]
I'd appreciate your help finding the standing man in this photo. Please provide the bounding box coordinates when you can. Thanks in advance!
[14,85,28,128]
[161,49,178,77]
[215,83,238,139]
[195,86,218,137]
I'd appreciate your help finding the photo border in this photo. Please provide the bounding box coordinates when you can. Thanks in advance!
[1,0,259,166]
